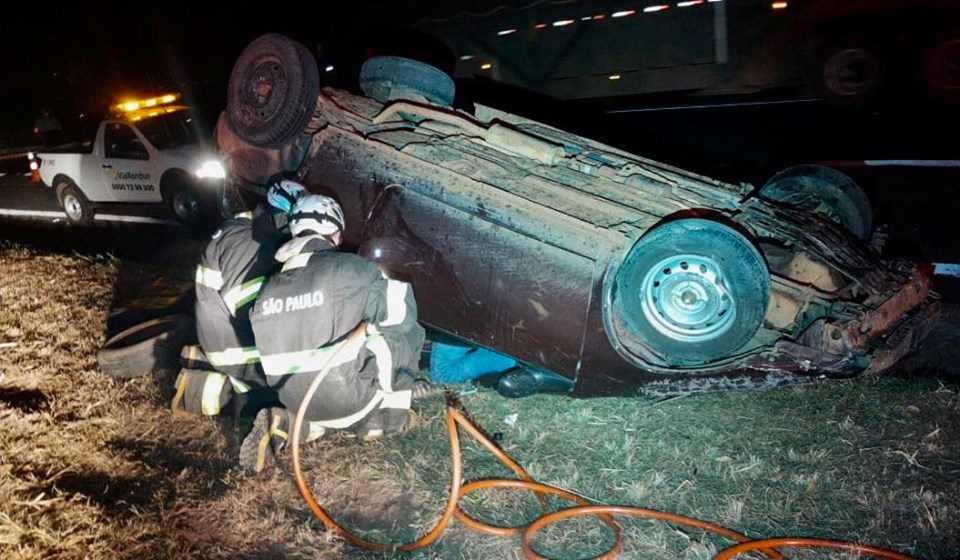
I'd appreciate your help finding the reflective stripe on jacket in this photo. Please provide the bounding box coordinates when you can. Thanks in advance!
[250,237,424,424]
[195,207,284,377]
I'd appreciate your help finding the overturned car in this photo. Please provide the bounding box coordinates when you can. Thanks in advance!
[216,34,939,397]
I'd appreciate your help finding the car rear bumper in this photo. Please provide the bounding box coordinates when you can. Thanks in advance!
[862,294,942,375]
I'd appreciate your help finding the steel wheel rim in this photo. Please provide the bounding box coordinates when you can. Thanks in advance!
[63,194,83,221]
[242,57,286,121]
[173,190,198,220]
[640,254,735,342]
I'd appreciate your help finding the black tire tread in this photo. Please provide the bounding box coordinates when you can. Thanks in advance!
[613,219,770,366]
[97,315,194,379]
[227,34,319,148]
[58,183,93,225]
[359,56,455,107]
[760,164,873,239]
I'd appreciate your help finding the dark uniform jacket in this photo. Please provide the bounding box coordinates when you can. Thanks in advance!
[195,206,285,379]
[250,236,424,426]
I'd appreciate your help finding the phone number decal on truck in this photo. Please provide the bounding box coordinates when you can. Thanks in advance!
[109,170,154,191]
[111,182,156,192]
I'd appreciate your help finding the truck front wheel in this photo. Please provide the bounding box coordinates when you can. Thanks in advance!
[57,183,93,224]
[163,180,201,224]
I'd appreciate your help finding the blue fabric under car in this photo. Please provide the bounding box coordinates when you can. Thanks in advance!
[428,342,518,384]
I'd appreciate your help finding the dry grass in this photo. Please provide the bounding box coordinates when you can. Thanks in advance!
[1,242,958,559]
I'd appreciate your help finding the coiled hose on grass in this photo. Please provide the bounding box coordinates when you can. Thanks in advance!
[290,325,919,560]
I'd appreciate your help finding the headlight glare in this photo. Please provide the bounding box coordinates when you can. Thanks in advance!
[196,160,226,179]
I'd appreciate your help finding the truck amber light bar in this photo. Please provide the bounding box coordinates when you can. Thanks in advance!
[114,93,180,113]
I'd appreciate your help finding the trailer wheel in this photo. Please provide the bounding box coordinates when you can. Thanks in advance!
[227,33,319,148]
[610,219,770,367]
[57,182,93,224]
[920,36,960,103]
[818,39,886,107]
[760,165,872,240]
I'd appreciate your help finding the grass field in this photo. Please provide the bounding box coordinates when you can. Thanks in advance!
[1,243,958,559]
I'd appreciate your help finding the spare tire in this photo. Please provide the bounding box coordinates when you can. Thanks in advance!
[227,33,319,148]
[760,165,872,240]
[360,56,455,107]
[97,315,195,379]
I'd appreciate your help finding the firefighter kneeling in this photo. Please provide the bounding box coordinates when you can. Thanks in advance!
[241,194,427,472]
[173,180,306,420]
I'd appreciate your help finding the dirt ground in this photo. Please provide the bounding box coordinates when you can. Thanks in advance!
[1,243,959,560]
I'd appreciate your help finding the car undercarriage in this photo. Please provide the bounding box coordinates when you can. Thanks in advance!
[216,35,940,397]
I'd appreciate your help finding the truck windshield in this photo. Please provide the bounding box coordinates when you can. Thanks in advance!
[135,110,212,150]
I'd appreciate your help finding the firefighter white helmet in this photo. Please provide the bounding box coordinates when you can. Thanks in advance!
[266,179,307,213]
[289,194,345,237]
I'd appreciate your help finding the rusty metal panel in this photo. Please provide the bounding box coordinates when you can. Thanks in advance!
[361,187,594,376]
[306,125,625,260]
[303,129,599,377]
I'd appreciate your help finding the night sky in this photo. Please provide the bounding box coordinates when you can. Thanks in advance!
[0,0,517,132]
[0,2,379,131]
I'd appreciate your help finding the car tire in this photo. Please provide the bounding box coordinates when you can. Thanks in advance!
[163,178,202,224]
[57,182,93,224]
[227,33,319,148]
[760,164,872,240]
[817,39,886,107]
[359,56,456,107]
[610,219,770,367]
[97,315,194,379]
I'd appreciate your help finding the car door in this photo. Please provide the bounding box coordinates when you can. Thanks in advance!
[99,122,161,203]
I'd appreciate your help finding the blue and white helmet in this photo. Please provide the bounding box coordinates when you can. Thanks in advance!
[266,179,307,213]
[289,194,345,237]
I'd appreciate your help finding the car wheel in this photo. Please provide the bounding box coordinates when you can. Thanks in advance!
[58,183,93,224]
[171,186,201,223]
[818,40,886,107]
[97,315,194,379]
[161,175,202,224]
[227,33,319,148]
[359,56,456,107]
[610,219,770,367]
[760,165,872,240]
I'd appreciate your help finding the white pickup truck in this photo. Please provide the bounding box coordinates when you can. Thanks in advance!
[31,104,225,224]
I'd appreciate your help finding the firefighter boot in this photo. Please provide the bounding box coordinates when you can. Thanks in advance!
[239,407,289,473]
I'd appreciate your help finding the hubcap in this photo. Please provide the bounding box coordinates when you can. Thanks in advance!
[173,190,199,221]
[63,194,83,221]
[640,254,735,342]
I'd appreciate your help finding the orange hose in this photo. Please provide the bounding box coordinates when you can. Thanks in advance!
[290,324,464,552]
[288,344,921,560]
[713,538,920,560]
[519,504,781,560]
